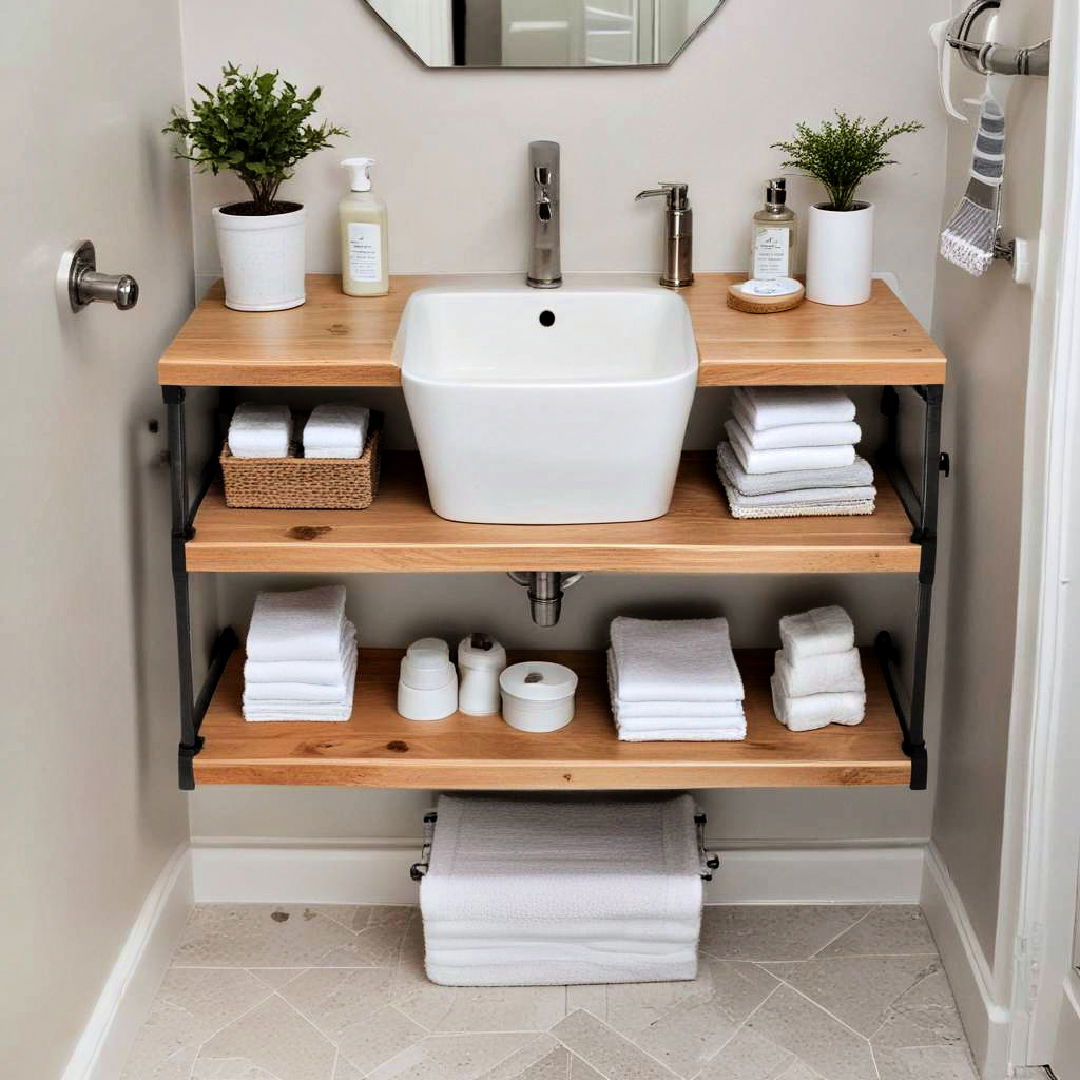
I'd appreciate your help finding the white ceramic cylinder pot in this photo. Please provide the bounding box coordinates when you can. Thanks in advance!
[806,201,874,306]
[213,203,307,312]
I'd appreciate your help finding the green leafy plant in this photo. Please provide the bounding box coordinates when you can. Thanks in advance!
[163,63,347,215]
[772,111,924,212]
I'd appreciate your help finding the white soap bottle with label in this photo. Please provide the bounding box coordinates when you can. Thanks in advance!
[340,157,389,296]
[751,178,797,282]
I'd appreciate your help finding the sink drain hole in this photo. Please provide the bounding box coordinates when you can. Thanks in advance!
[539,310,556,327]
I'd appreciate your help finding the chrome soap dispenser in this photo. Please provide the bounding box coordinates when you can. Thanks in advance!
[635,181,694,288]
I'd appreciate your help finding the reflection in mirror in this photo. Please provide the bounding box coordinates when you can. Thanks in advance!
[363,1,727,68]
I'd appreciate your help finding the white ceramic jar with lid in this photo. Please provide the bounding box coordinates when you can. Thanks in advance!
[457,633,507,716]
[398,637,458,720]
[499,661,578,733]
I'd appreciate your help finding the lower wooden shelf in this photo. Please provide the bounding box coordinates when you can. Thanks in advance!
[193,648,911,789]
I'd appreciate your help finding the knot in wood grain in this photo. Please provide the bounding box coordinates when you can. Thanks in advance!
[386,740,409,753]
[288,525,332,541]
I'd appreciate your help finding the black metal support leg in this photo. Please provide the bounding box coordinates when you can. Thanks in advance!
[164,385,237,789]
[876,385,945,791]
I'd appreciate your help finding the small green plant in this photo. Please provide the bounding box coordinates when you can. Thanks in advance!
[163,63,347,215]
[772,111,924,212]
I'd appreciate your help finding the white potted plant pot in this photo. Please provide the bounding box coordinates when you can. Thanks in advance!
[806,201,874,306]
[212,202,307,312]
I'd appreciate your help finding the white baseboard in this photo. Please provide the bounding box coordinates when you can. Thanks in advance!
[61,844,193,1080]
[191,837,926,906]
[922,844,1011,1079]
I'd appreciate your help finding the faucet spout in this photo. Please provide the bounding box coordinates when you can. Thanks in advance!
[527,141,562,289]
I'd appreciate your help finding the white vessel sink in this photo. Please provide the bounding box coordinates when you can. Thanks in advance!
[397,279,698,525]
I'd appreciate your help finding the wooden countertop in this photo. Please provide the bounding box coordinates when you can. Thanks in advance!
[159,274,946,388]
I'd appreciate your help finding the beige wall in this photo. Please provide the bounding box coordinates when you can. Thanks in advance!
[929,0,1052,965]
[180,0,952,847]
[0,3,195,1077]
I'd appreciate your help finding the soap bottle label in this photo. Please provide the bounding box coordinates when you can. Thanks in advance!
[753,227,790,281]
[347,223,383,283]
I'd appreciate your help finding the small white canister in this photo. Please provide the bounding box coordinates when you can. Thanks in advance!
[500,661,578,733]
[398,638,458,721]
[458,634,507,716]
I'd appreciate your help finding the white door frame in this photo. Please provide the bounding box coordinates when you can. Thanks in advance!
[999,0,1080,1070]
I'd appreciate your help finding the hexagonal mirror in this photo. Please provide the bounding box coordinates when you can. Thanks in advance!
[363,1,728,67]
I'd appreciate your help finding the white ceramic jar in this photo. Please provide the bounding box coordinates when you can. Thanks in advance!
[806,201,874,306]
[398,638,458,721]
[457,634,507,716]
[500,661,578,733]
[213,203,307,312]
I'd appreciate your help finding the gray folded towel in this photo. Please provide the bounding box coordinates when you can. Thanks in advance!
[717,442,874,498]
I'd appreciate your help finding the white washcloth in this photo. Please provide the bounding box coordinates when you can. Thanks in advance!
[775,648,865,698]
[425,948,698,987]
[734,386,856,429]
[303,404,370,452]
[245,585,348,663]
[725,498,876,520]
[717,443,874,497]
[771,675,865,732]
[243,622,356,686]
[227,403,292,459]
[420,794,702,925]
[609,618,744,703]
[243,640,357,721]
[727,420,856,476]
[779,606,855,663]
[733,399,862,450]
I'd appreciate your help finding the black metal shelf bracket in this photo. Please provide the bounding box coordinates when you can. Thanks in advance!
[163,385,237,789]
[876,384,946,791]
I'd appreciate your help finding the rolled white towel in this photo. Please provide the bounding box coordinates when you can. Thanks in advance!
[779,605,855,663]
[303,404,369,457]
[733,399,862,450]
[245,585,348,663]
[771,675,865,732]
[609,617,744,703]
[734,386,856,429]
[717,442,874,497]
[726,419,856,476]
[774,648,865,697]
[228,403,292,459]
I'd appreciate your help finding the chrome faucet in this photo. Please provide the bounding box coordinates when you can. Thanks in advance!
[527,140,562,289]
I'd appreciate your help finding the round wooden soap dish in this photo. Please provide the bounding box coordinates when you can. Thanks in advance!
[727,281,806,315]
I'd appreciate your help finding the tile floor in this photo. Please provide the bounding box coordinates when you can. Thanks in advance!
[123,903,979,1080]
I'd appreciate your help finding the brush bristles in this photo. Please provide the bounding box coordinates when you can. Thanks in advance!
[941,197,995,277]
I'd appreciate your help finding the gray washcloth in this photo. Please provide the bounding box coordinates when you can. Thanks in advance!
[717,442,874,498]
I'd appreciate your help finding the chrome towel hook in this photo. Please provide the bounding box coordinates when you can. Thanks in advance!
[946,0,1050,78]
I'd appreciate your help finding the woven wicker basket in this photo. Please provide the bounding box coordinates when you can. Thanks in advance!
[221,413,383,510]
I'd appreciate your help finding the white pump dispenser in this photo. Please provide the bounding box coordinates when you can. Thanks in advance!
[340,157,389,297]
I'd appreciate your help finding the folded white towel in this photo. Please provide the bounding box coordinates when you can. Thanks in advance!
[733,399,862,450]
[244,622,356,686]
[771,675,865,732]
[617,723,748,742]
[616,712,746,730]
[304,446,365,459]
[228,403,292,459]
[609,618,744,703]
[421,794,702,925]
[245,585,348,663]
[605,652,744,721]
[717,443,874,497]
[243,641,357,721]
[425,948,698,987]
[244,623,356,702]
[303,404,370,451]
[779,605,855,663]
[424,917,700,944]
[727,420,856,476]
[775,648,865,697]
[734,386,856,429]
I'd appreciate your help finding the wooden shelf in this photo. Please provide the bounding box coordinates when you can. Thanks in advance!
[186,453,920,575]
[194,648,910,788]
[159,274,946,388]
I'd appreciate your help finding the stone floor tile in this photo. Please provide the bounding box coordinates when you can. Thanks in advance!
[745,985,877,1080]
[278,967,396,1034]
[870,970,968,1051]
[763,956,939,1036]
[397,982,567,1032]
[818,906,938,958]
[700,906,872,962]
[552,1009,679,1079]
[873,1044,980,1080]
[318,922,411,966]
[476,1035,562,1079]
[566,985,607,1015]
[248,968,307,990]
[366,1033,536,1080]
[775,1063,825,1080]
[569,1056,605,1079]
[696,1026,795,1080]
[333,1056,364,1080]
[193,995,336,1079]
[390,956,434,1001]
[189,1062,281,1078]
[334,1004,428,1075]
[174,906,360,968]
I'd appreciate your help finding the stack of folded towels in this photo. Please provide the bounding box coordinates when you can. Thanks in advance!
[421,792,703,986]
[717,387,877,519]
[770,605,866,732]
[243,584,358,722]
[607,616,746,741]
[303,404,371,459]
[228,403,292,459]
